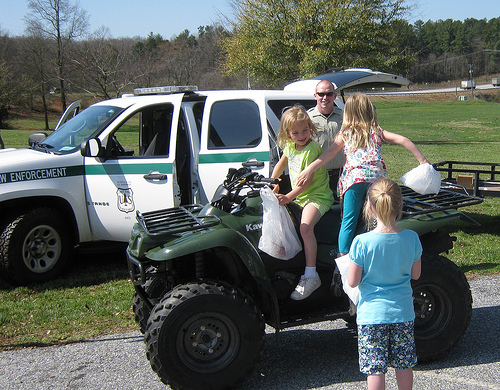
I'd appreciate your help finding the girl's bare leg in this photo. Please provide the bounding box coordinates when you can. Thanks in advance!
[300,204,322,267]
[367,373,385,390]
[395,368,413,390]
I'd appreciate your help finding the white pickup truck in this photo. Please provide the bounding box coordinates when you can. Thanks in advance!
[0,69,409,285]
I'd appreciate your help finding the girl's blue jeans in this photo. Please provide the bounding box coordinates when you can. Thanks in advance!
[338,182,370,253]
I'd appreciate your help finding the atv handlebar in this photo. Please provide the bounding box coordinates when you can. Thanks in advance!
[211,167,279,212]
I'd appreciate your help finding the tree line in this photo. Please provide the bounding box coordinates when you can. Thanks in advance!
[394,17,500,83]
[0,0,499,130]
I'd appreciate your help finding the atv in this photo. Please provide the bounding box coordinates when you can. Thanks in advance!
[127,161,483,390]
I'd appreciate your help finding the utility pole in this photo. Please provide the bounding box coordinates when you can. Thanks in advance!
[469,63,474,99]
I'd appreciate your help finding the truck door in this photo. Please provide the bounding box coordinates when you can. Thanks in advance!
[84,95,186,242]
[197,97,269,202]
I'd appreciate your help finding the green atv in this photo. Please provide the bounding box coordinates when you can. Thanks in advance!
[127,161,483,390]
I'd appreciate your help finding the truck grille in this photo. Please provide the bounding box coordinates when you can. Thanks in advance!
[136,204,220,236]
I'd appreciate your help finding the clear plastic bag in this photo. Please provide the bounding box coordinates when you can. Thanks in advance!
[258,187,302,260]
[400,163,441,195]
[334,254,360,305]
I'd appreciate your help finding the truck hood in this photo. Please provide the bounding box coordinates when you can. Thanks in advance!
[0,147,81,173]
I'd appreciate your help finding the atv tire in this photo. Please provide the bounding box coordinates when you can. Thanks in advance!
[412,254,472,362]
[0,208,73,285]
[145,281,265,390]
[133,276,169,334]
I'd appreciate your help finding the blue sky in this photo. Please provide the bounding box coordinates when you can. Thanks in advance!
[0,0,499,40]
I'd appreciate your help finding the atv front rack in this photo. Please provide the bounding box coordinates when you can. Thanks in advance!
[401,186,483,216]
[136,204,220,236]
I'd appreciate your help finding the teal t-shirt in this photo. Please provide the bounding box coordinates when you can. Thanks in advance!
[349,229,422,325]
[283,141,334,210]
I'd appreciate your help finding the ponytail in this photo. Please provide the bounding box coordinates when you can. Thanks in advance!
[364,178,403,228]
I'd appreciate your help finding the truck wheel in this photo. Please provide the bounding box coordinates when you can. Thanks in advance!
[0,208,73,285]
[133,276,169,334]
[145,281,265,390]
[412,254,472,362]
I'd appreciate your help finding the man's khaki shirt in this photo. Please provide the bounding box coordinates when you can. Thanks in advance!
[307,105,345,170]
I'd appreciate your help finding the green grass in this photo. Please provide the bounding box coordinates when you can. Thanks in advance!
[377,99,500,278]
[0,98,499,350]
[0,252,134,350]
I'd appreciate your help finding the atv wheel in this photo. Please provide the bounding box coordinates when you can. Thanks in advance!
[412,254,472,362]
[133,276,169,334]
[145,281,265,390]
[0,208,73,285]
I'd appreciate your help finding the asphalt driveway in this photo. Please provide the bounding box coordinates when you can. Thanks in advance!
[0,274,498,390]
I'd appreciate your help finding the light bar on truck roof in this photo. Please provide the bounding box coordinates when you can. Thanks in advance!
[133,85,198,96]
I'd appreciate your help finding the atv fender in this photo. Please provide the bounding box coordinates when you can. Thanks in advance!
[145,227,270,281]
[143,227,282,328]
[398,209,475,236]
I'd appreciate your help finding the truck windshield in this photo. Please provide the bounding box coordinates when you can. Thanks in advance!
[34,105,124,154]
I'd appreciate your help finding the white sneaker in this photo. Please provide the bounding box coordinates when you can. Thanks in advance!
[291,274,321,300]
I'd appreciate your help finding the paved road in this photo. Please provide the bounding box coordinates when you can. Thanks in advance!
[369,83,500,95]
[1,275,499,390]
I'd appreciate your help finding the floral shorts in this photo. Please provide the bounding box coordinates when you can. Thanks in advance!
[357,321,417,375]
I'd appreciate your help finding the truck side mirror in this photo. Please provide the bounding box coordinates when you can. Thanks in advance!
[28,132,48,147]
[81,138,102,157]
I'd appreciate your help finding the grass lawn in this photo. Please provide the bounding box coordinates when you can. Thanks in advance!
[0,96,499,350]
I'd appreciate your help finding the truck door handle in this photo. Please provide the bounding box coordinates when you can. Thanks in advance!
[143,172,168,181]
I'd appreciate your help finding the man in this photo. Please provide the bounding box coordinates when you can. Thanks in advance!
[307,79,344,195]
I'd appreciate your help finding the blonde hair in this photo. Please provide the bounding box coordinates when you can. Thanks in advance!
[340,93,382,152]
[277,105,317,148]
[364,178,403,228]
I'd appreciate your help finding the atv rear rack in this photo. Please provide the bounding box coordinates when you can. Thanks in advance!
[401,186,483,216]
[136,204,220,236]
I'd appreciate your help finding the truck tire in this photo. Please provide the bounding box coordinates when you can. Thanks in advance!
[0,207,73,285]
[133,276,169,334]
[412,254,472,362]
[145,281,265,390]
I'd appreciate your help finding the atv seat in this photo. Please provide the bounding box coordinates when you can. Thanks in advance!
[286,202,342,246]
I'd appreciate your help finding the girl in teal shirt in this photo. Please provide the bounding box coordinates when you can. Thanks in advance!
[348,178,422,390]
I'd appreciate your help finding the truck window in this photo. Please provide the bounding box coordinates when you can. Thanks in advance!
[193,101,204,141]
[208,100,261,149]
[110,105,173,157]
[267,99,316,120]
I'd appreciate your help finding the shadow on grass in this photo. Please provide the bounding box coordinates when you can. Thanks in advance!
[461,262,500,274]
[0,244,130,292]
[447,211,500,237]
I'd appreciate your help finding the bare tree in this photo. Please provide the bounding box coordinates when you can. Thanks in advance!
[71,28,161,98]
[24,0,89,111]
[0,30,18,146]
[20,34,55,130]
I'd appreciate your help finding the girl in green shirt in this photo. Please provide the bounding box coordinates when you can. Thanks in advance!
[272,105,334,300]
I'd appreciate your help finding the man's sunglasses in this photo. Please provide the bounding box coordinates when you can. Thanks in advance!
[316,92,334,97]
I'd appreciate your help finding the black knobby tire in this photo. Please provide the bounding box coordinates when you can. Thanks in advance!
[132,276,170,334]
[412,254,472,362]
[0,208,73,285]
[145,281,265,390]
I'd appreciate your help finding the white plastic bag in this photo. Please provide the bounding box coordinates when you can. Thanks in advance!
[334,254,360,305]
[258,187,302,260]
[400,163,441,195]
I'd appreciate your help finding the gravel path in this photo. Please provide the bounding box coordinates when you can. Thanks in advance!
[1,275,499,390]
